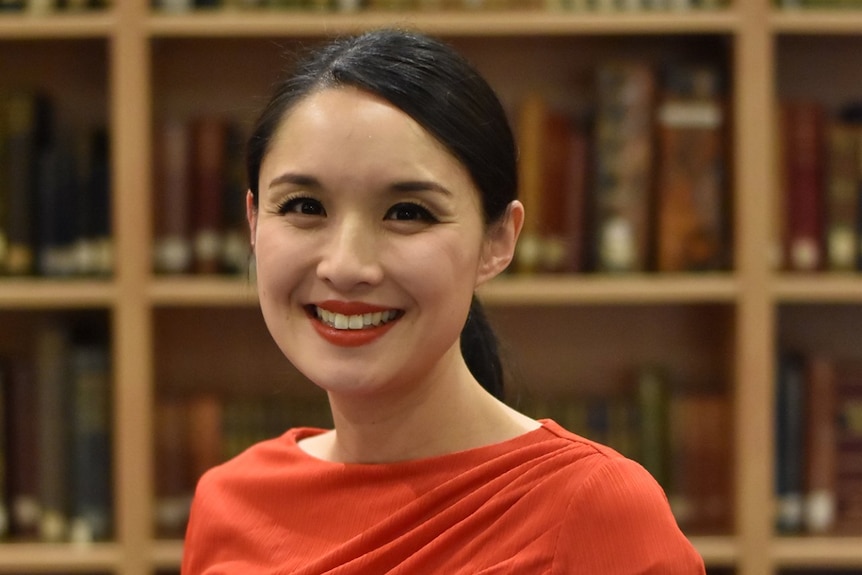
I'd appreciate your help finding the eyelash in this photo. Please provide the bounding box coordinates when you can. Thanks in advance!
[385,202,438,223]
[275,196,325,216]
[275,197,438,223]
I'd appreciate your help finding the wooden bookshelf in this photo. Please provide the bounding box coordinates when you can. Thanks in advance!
[1,1,862,574]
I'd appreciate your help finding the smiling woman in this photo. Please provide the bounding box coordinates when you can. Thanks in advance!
[181,28,706,575]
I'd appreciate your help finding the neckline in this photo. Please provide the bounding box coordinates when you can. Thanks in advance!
[286,419,557,468]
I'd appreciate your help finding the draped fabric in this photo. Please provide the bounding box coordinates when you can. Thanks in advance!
[182,420,705,575]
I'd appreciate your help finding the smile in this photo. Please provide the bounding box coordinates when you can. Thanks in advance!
[313,307,401,330]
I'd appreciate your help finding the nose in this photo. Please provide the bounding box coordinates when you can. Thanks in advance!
[316,218,384,291]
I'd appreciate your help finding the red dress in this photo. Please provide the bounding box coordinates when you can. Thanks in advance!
[182,420,705,575]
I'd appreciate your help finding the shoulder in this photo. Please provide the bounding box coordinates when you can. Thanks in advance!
[540,422,705,574]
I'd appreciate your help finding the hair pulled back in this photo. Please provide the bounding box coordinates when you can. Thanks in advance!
[246,28,518,400]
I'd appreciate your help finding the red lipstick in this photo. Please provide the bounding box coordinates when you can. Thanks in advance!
[308,301,401,348]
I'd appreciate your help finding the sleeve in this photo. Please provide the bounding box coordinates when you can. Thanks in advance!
[553,456,706,575]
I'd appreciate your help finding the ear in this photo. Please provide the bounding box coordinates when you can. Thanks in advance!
[476,200,524,287]
[246,190,258,252]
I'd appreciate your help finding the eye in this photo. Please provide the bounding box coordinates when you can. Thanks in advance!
[277,196,325,217]
[385,202,437,222]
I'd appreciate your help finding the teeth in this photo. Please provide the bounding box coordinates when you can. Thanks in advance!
[316,307,398,330]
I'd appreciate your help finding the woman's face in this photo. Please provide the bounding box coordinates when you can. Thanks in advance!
[250,87,517,398]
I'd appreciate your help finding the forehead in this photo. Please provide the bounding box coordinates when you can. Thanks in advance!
[262,87,478,194]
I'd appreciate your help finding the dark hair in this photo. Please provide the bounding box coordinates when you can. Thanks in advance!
[246,28,518,400]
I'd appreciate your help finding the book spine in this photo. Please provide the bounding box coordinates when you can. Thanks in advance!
[824,122,859,271]
[36,138,78,277]
[35,320,71,542]
[69,341,112,542]
[655,64,728,272]
[191,117,227,275]
[635,364,671,489]
[834,360,862,533]
[514,92,546,275]
[775,351,806,533]
[4,93,52,276]
[154,118,193,274]
[782,101,826,272]
[592,62,655,273]
[74,128,112,276]
[4,362,39,539]
[803,354,837,533]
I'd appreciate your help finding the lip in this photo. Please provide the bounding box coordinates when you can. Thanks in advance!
[306,300,402,348]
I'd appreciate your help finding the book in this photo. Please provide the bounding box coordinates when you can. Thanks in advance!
[824,121,859,271]
[0,361,6,539]
[74,128,112,276]
[781,101,826,272]
[834,360,862,533]
[190,117,227,275]
[669,391,732,533]
[803,354,837,533]
[154,396,193,539]
[187,393,224,483]
[154,118,193,274]
[69,336,112,542]
[655,64,728,272]
[775,350,806,533]
[635,364,671,489]
[3,92,52,276]
[4,361,40,540]
[514,93,588,274]
[35,136,79,277]
[220,122,249,276]
[34,320,72,542]
[592,61,656,273]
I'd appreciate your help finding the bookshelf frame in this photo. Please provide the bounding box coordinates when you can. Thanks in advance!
[2,1,862,574]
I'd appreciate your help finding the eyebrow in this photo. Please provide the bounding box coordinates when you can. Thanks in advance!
[390,180,454,197]
[268,172,321,190]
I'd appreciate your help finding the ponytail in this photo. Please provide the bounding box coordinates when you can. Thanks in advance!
[460,296,505,400]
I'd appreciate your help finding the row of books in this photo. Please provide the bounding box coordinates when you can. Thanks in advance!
[0,92,112,278]
[152,0,728,13]
[0,316,112,543]
[514,60,731,275]
[153,116,248,276]
[775,351,862,535]
[0,0,109,12]
[154,391,332,538]
[778,100,862,273]
[521,364,732,534]
[777,0,862,8]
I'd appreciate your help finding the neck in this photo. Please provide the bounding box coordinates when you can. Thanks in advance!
[306,351,538,464]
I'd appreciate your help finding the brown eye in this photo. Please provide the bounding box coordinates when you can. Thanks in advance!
[385,202,436,222]
[278,197,325,216]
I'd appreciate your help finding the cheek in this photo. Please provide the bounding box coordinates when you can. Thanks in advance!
[253,225,308,297]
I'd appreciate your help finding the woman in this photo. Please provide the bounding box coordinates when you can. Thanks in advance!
[182,28,705,574]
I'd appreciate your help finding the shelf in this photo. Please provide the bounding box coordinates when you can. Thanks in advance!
[151,540,184,569]
[149,276,258,307]
[691,535,738,566]
[772,9,862,34]
[773,275,862,303]
[479,274,738,305]
[0,542,120,572]
[0,11,114,38]
[772,536,862,567]
[147,274,739,307]
[0,279,115,309]
[147,8,740,37]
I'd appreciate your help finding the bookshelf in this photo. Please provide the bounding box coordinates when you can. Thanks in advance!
[1,1,862,574]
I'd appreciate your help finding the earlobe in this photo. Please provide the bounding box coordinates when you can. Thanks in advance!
[476,200,525,286]
[246,190,258,251]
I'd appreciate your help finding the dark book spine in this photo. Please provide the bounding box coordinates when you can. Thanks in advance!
[4,93,52,276]
[69,340,112,542]
[4,362,39,540]
[75,128,112,276]
[824,122,859,271]
[154,118,192,274]
[775,351,806,533]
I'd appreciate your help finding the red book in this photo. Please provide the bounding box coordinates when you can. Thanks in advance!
[190,117,228,275]
[803,354,837,533]
[781,101,826,272]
